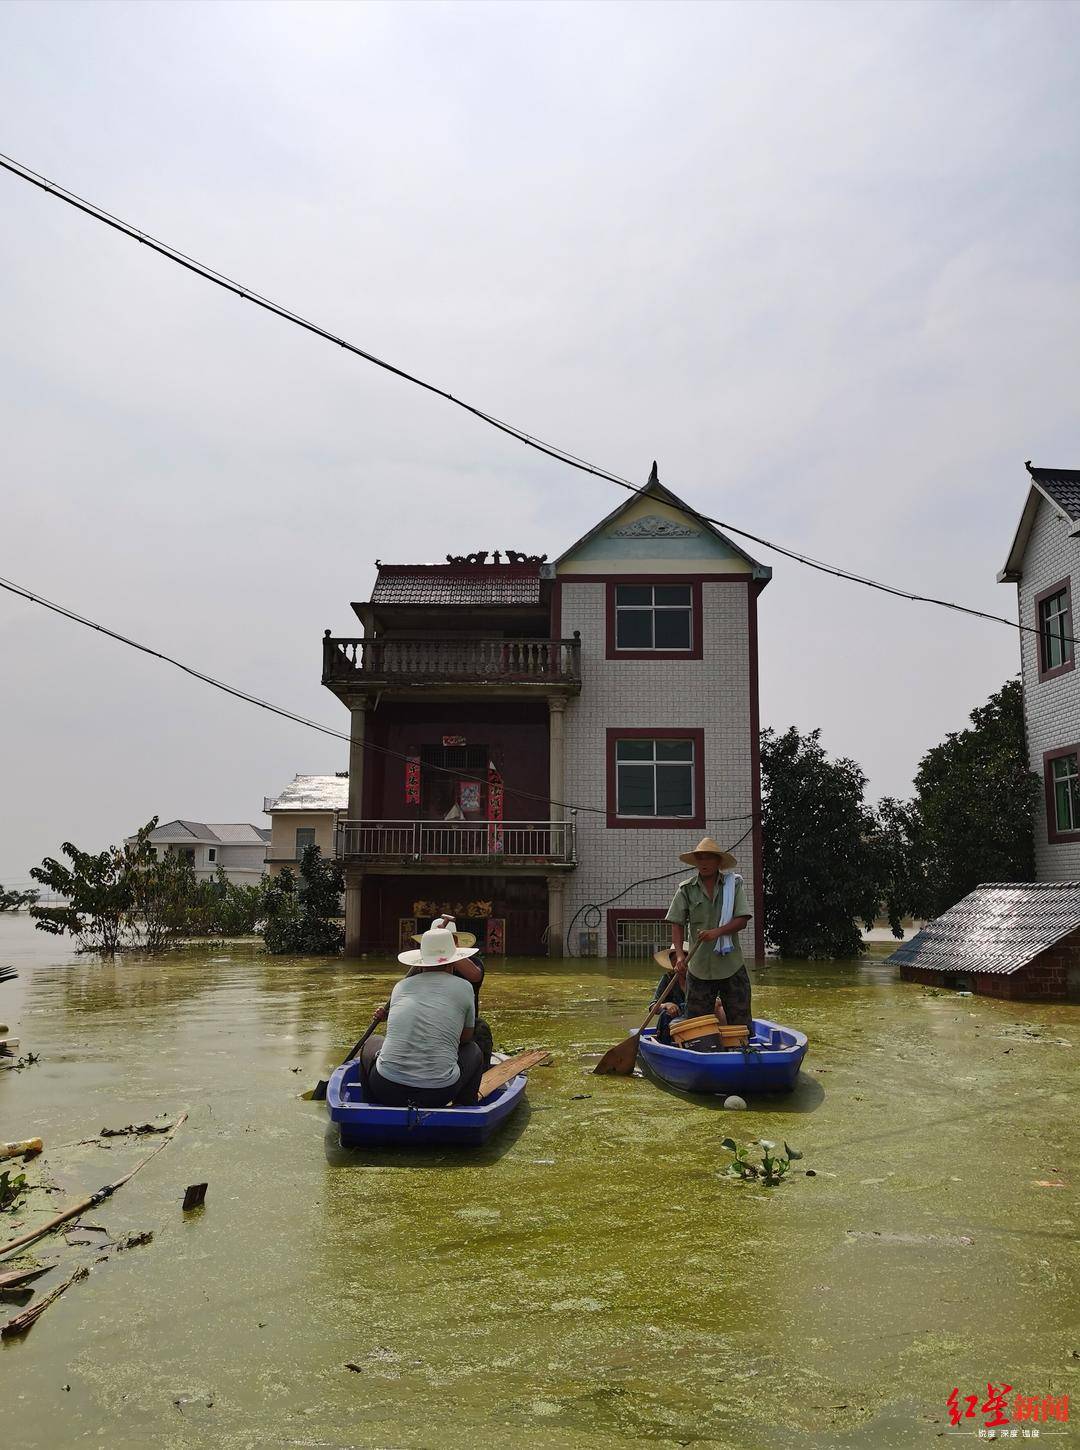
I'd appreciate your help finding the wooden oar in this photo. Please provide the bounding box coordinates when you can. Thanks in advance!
[593,973,681,1076]
[594,939,704,1078]
[309,1014,382,1102]
[478,1049,551,1100]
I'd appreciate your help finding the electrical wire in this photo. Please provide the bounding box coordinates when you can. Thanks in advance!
[0,150,1049,649]
[0,571,755,827]
[563,823,756,956]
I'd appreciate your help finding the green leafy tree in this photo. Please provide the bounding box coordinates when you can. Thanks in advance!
[262,847,344,955]
[0,886,38,912]
[30,822,160,953]
[865,795,926,939]
[907,678,1037,917]
[760,726,882,958]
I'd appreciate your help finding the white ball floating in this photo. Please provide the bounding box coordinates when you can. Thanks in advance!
[723,1095,748,1110]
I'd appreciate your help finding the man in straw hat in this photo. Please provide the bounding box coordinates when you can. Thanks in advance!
[360,920,484,1106]
[665,837,753,1029]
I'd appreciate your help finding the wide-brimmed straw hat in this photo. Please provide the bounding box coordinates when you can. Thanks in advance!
[398,922,479,968]
[678,835,737,869]
[653,947,678,973]
[411,917,477,949]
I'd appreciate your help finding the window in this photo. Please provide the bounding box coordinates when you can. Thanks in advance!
[614,584,692,651]
[609,910,668,959]
[208,848,217,864]
[295,827,316,860]
[1036,580,1074,680]
[606,728,706,828]
[1052,753,1080,832]
[616,737,694,816]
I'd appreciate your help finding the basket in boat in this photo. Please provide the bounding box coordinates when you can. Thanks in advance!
[669,1015,749,1052]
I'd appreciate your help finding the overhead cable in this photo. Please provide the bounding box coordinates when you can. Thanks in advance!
[0,149,1040,647]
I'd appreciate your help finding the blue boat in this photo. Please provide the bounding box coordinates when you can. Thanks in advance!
[326,1059,529,1148]
[638,1017,808,1095]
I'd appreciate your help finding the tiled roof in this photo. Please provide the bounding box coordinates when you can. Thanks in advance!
[1026,463,1080,521]
[144,820,267,845]
[370,565,542,607]
[267,775,349,812]
[887,881,1080,976]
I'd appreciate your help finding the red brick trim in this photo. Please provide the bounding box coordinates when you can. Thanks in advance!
[1035,577,1075,682]
[1043,742,1080,843]
[602,578,703,660]
[606,907,669,957]
[605,727,706,829]
[558,573,751,583]
[747,579,765,964]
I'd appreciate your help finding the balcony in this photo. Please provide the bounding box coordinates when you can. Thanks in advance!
[336,819,576,873]
[322,635,581,699]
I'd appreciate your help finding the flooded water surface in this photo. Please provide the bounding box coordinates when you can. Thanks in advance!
[0,915,1076,1449]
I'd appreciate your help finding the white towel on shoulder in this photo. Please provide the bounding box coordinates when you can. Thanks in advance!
[714,871,742,955]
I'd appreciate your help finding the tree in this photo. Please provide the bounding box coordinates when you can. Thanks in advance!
[262,846,344,955]
[760,726,882,958]
[907,678,1037,917]
[0,886,38,912]
[30,823,159,953]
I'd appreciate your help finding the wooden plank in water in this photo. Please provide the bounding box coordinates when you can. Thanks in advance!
[479,1050,551,1100]
[0,1040,19,1056]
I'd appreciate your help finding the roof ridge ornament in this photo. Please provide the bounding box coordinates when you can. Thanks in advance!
[611,514,700,539]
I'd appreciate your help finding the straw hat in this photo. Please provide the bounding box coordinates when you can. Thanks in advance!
[398,922,479,968]
[410,916,477,949]
[653,947,678,973]
[678,836,737,869]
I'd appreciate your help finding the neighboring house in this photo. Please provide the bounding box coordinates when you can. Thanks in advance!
[321,464,770,958]
[263,774,349,877]
[890,882,1080,1001]
[132,821,269,884]
[999,462,1080,878]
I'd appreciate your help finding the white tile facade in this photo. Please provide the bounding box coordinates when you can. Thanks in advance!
[560,579,759,956]
[1016,495,1080,878]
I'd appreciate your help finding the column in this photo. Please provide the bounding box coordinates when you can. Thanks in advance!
[547,874,565,959]
[348,700,368,821]
[548,696,566,822]
[344,868,364,958]
[344,700,368,957]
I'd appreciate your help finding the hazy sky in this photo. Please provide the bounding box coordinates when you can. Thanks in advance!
[2,0,1079,885]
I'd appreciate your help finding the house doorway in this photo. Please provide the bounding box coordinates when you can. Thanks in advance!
[420,744,488,819]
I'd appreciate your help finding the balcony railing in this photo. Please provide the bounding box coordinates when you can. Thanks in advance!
[337,819,576,866]
[322,635,581,688]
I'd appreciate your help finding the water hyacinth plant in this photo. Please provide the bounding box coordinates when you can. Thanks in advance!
[721,1138,803,1187]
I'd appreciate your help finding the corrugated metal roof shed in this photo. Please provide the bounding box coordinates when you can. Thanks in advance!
[1027,464,1080,522]
[268,775,349,811]
[887,881,1080,976]
[370,565,542,607]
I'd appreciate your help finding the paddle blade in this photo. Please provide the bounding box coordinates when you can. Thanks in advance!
[308,1078,329,1102]
[593,1033,640,1076]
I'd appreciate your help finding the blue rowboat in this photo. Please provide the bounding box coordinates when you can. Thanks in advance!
[326,1059,528,1148]
[638,1017,808,1095]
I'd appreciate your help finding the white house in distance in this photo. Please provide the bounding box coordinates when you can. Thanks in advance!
[132,821,269,885]
[1000,461,1080,877]
[263,774,349,878]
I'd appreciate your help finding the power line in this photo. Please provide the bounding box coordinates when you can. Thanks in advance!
[0,572,754,829]
[0,149,1040,648]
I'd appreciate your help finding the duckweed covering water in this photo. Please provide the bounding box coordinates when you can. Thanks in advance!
[0,916,1076,1448]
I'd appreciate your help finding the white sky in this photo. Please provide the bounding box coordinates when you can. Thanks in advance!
[2,0,1079,884]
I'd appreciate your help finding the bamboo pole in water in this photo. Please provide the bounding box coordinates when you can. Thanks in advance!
[0,1112,188,1260]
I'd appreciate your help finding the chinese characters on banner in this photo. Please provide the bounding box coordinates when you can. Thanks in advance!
[948,1385,1069,1435]
[412,900,494,920]
[404,756,421,805]
[485,918,506,954]
[487,761,504,853]
[442,735,466,747]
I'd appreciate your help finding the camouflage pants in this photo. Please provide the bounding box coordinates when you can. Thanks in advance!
[684,967,753,1029]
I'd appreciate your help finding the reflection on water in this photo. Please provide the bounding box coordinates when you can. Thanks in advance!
[0,914,1076,1450]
